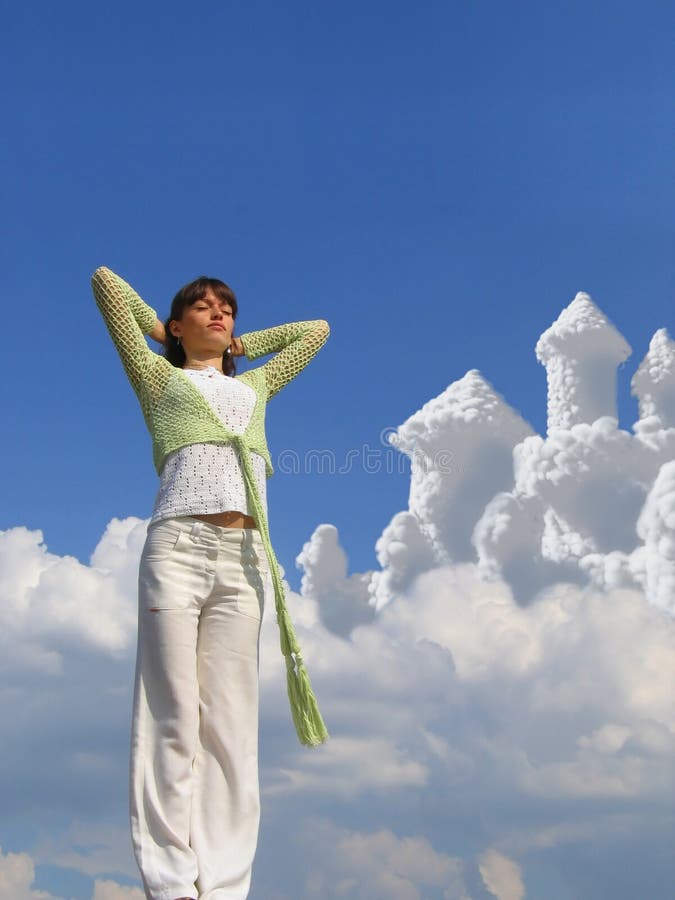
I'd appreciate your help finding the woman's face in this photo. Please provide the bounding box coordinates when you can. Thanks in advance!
[169,288,234,354]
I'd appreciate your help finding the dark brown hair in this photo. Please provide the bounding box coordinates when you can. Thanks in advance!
[164,276,239,376]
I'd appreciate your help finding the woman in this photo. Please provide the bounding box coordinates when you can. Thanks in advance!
[91,266,330,900]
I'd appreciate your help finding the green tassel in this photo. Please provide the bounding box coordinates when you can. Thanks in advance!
[271,565,328,745]
[285,654,329,747]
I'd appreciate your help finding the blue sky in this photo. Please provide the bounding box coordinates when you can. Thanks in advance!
[3,0,672,583]
[1,2,674,898]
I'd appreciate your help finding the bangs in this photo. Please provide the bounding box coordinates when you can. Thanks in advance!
[173,277,238,318]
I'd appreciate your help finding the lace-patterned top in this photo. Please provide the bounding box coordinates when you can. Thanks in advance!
[150,367,268,524]
[91,266,330,746]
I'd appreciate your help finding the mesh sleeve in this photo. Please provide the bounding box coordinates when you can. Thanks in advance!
[91,266,159,392]
[239,320,330,400]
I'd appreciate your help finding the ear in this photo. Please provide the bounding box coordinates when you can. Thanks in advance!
[168,320,181,339]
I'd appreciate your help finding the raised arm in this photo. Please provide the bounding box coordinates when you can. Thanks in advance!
[238,320,330,399]
[91,266,160,393]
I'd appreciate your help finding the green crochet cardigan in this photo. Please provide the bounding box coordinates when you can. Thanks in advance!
[91,266,330,746]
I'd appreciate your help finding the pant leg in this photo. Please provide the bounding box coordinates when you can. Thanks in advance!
[131,518,212,900]
[190,527,267,900]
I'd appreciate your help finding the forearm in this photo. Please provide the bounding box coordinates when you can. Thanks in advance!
[238,320,330,398]
[238,321,326,360]
[91,266,159,386]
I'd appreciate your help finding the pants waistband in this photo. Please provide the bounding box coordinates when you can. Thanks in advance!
[149,515,264,547]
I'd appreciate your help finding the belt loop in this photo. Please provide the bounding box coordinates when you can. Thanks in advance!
[190,520,203,540]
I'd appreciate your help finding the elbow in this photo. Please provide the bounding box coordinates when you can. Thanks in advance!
[309,319,330,349]
[318,319,330,339]
[91,265,110,287]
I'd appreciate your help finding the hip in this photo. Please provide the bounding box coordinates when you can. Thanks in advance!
[142,516,265,566]
[139,516,267,616]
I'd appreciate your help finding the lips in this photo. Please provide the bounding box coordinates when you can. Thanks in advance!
[208,323,225,330]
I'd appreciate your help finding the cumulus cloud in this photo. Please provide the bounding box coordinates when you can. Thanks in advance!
[299,821,470,900]
[0,845,143,900]
[267,736,428,798]
[33,824,140,882]
[276,566,675,801]
[369,511,437,611]
[633,460,675,611]
[295,524,375,635]
[0,846,58,900]
[388,370,533,566]
[2,290,675,898]
[252,559,674,897]
[534,292,631,431]
[0,516,146,675]
[632,327,675,428]
[478,849,524,900]
[91,881,144,900]
[0,520,145,842]
[370,292,675,611]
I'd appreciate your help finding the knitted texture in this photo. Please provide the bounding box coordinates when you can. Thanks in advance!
[91,266,330,746]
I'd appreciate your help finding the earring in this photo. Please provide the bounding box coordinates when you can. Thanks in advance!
[176,336,182,347]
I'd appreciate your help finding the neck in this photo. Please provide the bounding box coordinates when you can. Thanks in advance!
[183,352,224,373]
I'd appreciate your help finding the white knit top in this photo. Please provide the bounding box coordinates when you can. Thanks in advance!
[150,366,268,524]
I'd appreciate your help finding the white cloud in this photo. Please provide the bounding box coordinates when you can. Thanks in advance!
[632,327,675,427]
[91,881,144,900]
[377,292,675,612]
[634,460,675,612]
[0,517,146,676]
[535,292,631,431]
[252,558,674,897]
[295,524,375,635]
[267,736,428,797]
[0,521,145,860]
[0,845,143,900]
[274,568,675,802]
[388,369,534,564]
[369,511,436,611]
[299,821,470,900]
[34,824,140,882]
[0,846,58,900]
[478,849,525,900]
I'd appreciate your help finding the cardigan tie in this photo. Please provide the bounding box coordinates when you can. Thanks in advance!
[232,434,329,747]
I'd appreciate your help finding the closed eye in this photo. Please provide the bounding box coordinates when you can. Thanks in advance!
[194,303,232,314]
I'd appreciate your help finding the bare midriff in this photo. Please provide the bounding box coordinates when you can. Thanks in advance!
[191,511,258,529]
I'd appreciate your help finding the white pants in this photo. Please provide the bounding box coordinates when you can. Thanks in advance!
[130,516,267,900]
